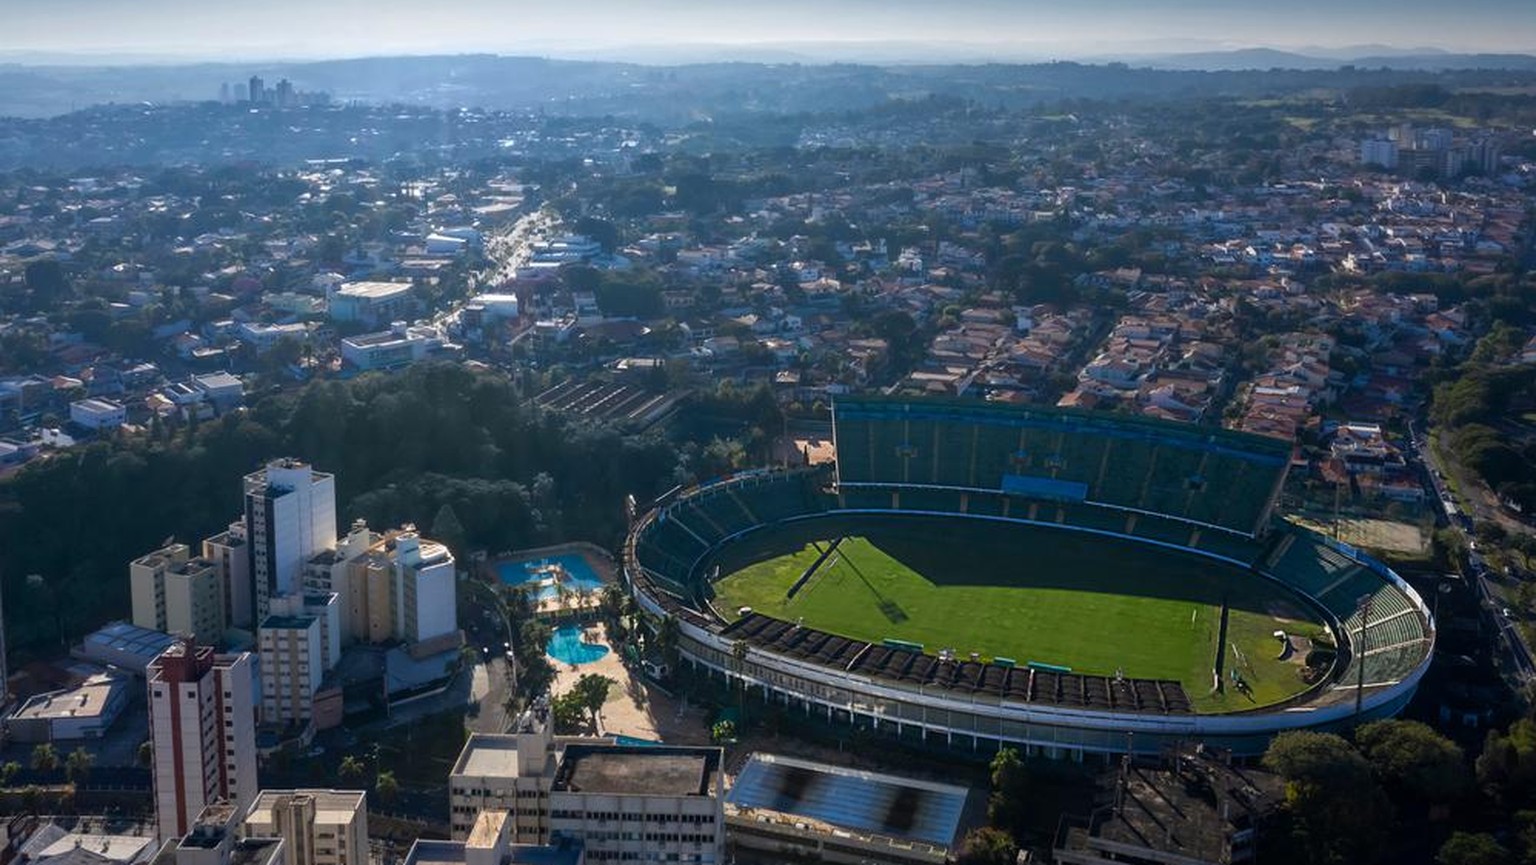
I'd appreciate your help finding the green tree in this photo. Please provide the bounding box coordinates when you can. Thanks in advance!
[573,673,615,726]
[1264,731,1395,864]
[550,691,587,734]
[339,755,366,782]
[374,769,399,805]
[987,747,1029,835]
[1356,719,1470,807]
[64,747,94,784]
[1437,832,1510,865]
[30,743,59,772]
[0,761,20,785]
[137,741,153,768]
[956,826,1018,865]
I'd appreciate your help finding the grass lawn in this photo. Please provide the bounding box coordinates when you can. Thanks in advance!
[713,517,1324,712]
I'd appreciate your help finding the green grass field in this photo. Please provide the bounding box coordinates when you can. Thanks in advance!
[712,518,1327,713]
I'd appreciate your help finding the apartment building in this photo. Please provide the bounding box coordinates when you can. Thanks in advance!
[131,543,227,642]
[241,790,367,865]
[243,459,337,622]
[147,644,258,841]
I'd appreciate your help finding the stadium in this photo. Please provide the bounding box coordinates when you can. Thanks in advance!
[623,397,1435,757]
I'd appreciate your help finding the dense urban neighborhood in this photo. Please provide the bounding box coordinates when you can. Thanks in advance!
[1,47,1535,865]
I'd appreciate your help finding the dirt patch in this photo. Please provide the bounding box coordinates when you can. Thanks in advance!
[1289,516,1430,557]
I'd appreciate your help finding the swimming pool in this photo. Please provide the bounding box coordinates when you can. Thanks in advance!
[547,625,610,665]
[497,554,605,601]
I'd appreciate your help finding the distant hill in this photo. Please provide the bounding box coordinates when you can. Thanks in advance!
[1129,48,1536,71]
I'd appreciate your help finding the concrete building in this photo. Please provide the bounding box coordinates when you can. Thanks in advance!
[203,525,255,631]
[449,724,559,844]
[131,544,227,643]
[448,719,725,864]
[257,613,323,726]
[404,812,583,865]
[70,397,127,430]
[270,592,341,674]
[392,530,456,644]
[548,745,725,865]
[240,790,367,865]
[8,818,160,865]
[342,526,457,647]
[328,282,414,327]
[148,645,258,841]
[6,670,131,742]
[303,521,377,646]
[153,801,286,865]
[243,460,337,622]
[1360,138,1399,170]
[339,324,442,372]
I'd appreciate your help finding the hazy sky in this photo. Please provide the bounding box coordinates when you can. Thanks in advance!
[4,0,1534,60]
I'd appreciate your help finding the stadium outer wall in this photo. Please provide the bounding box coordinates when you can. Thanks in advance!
[625,473,1434,759]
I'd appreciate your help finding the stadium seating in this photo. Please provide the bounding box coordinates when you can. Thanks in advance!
[832,397,1291,536]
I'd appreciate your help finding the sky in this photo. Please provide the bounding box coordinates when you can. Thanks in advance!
[2,0,1533,61]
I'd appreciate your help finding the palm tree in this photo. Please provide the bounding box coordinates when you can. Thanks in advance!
[375,770,399,806]
[656,615,681,669]
[339,755,366,783]
[64,747,94,785]
[30,743,59,772]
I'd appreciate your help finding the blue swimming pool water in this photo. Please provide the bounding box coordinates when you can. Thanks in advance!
[547,625,610,665]
[497,554,604,601]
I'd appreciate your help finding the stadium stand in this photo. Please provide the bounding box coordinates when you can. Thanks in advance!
[722,611,1193,715]
[833,397,1290,536]
[626,401,1431,743]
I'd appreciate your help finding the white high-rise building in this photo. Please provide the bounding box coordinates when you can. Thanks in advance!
[243,460,337,622]
[148,643,258,842]
[393,530,457,644]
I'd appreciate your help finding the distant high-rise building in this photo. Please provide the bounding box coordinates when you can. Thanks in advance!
[274,79,295,108]
[1360,138,1398,170]
[248,75,265,105]
[148,643,258,841]
[219,83,231,103]
[243,459,337,622]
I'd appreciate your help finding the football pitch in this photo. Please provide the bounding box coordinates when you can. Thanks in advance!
[711,518,1326,712]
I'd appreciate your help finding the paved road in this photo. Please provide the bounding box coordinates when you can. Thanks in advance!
[1414,422,1536,683]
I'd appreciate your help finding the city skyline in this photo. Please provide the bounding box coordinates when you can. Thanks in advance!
[3,0,1534,62]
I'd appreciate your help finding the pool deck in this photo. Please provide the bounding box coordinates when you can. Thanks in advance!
[546,622,710,746]
[492,544,617,618]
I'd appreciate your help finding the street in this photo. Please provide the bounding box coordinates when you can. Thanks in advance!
[1413,422,1536,684]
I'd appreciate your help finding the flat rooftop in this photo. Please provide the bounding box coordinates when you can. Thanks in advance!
[13,674,125,722]
[345,330,413,347]
[338,281,412,299]
[725,753,971,848]
[247,789,364,824]
[553,745,720,797]
[454,734,526,778]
